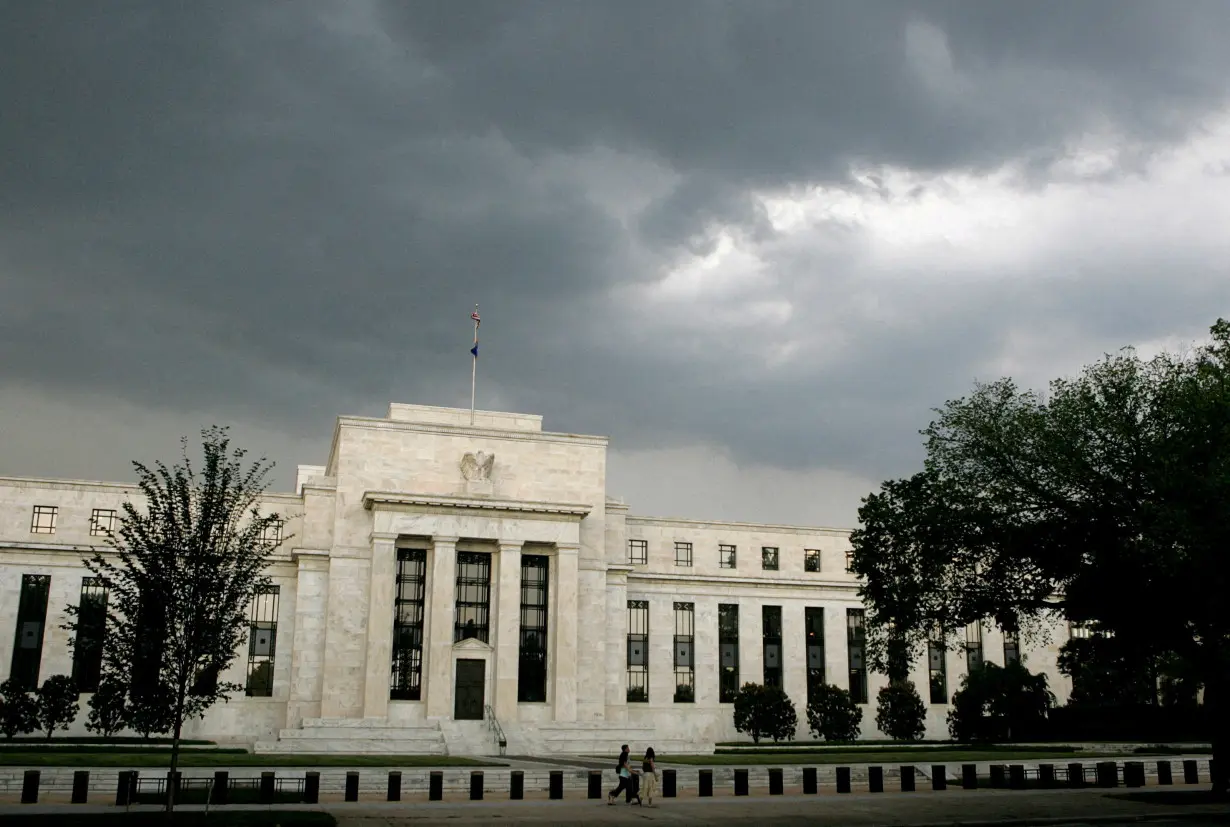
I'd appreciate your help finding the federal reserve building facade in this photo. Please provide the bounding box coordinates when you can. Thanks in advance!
[0,403,1072,754]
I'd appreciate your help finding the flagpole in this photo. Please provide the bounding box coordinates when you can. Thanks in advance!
[470,304,479,425]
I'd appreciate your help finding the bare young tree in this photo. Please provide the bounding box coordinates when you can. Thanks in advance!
[66,426,286,811]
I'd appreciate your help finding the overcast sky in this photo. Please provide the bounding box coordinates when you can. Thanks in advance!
[3,2,1229,528]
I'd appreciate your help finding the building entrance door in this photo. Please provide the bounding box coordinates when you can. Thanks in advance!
[454,659,485,720]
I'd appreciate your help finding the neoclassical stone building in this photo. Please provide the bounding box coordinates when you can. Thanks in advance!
[0,403,1070,754]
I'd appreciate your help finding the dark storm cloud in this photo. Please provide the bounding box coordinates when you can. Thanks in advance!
[2,0,1229,506]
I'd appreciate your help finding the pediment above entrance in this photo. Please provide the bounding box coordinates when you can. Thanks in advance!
[452,637,493,654]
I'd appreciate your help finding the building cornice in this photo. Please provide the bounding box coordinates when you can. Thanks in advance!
[624,570,862,593]
[0,475,303,503]
[626,514,852,536]
[335,415,609,447]
[363,491,592,518]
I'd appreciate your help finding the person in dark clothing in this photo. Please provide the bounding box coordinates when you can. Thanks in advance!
[607,744,641,805]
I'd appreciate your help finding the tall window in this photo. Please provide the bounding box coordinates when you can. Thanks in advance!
[805,607,825,705]
[965,621,984,672]
[674,542,693,567]
[390,549,427,700]
[246,586,279,696]
[89,509,116,537]
[804,549,822,572]
[1003,629,1020,665]
[844,550,855,572]
[761,547,779,570]
[72,577,109,692]
[674,602,695,702]
[518,555,550,703]
[132,593,166,698]
[719,604,739,703]
[928,630,947,704]
[719,544,737,569]
[454,552,492,642]
[30,506,57,535]
[762,605,783,688]
[847,608,868,704]
[627,600,648,702]
[628,539,647,565]
[10,574,51,690]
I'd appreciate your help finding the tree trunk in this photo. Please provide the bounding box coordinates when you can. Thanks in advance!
[1210,678,1229,798]
[166,693,186,813]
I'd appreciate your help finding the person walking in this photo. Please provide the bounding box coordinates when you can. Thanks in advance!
[607,745,633,805]
[640,747,658,806]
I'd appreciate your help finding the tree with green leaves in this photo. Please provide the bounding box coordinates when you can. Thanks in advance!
[1057,630,1159,709]
[733,683,798,744]
[875,680,926,741]
[0,679,38,740]
[65,426,286,810]
[35,675,80,740]
[85,677,129,738]
[850,319,1230,792]
[947,661,1054,743]
[805,683,863,742]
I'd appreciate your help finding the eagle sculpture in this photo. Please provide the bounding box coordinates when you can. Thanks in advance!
[460,450,495,481]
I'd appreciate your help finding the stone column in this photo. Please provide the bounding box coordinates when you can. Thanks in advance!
[287,549,330,728]
[362,533,399,719]
[425,535,458,719]
[494,542,522,720]
[552,543,580,722]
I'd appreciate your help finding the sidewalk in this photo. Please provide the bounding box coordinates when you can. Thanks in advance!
[3,786,1228,826]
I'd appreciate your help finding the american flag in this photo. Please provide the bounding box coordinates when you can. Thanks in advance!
[471,309,481,327]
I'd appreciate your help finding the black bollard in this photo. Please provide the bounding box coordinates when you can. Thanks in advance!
[663,768,676,798]
[429,771,443,801]
[1009,765,1026,790]
[260,772,276,804]
[21,770,39,804]
[388,770,402,802]
[548,770,562,800]
[869,766,884,793]
[304,772,320,805]
[211,771,229,805]
[931,765,946,791]
[1183,760,1199,784]
[900,765,915,792]
[802,767,818,795]
[1068,763,1085,788]
[768,768,784,795]
[734,768,749,796]
[510,770,524,800]
[990,764,1007,788]
[1039,764,1055,788]
[962,764,978,789]
[115,771,132,807]
[72,770,89,804]
[699,769,713,797]
[1096,761,1118,788]
[345,771,359,802]
[588,771,602,799]
[471,771,485,801]
[1124,761,1145,788]
[836,766,852,794]
[1157,761,1173,786]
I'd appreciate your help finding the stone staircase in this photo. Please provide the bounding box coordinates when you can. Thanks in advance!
[253,716,713,757]
[253,717,447,755]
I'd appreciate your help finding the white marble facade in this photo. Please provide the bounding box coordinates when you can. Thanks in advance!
[0,403,1071,754]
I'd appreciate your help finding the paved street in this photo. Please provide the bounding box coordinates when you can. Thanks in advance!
[4,786,1228,826]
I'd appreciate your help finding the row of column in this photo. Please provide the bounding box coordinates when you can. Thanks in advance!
[362,534,579,723]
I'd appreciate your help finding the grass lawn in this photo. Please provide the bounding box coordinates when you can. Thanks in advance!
[0,750,500,767]
[0,812,334,827]
[658,748,1141,765]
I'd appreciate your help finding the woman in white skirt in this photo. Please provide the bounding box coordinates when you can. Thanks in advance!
[640,747,658,806]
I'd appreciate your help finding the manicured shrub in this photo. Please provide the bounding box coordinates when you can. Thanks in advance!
[875,680,926,741]
[733,683,798,744]
[806,683,863,742]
